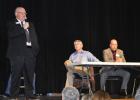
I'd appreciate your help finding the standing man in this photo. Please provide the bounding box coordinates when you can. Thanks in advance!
[100,39,130,96]
[6,7,39,99]
[64,40,100,88]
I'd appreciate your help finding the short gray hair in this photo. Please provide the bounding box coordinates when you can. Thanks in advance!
[62,87,80,100]
[74,40,83,44]
[15,7,26,16]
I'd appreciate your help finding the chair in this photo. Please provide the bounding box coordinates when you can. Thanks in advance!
[19,73,36,95]
[135,85,140,100]
[19,75,25,95]
[73,73,95,94]
[132,75,140,96]
[64,60,95,94]
[105,76,122,95]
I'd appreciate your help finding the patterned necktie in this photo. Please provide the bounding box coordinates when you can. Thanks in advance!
[21,21,23,27]
[21,21,31,44]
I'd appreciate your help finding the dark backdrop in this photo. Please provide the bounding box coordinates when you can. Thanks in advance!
[0,0,140,94]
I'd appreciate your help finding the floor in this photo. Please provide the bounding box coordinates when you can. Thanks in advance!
[0,94,135,100]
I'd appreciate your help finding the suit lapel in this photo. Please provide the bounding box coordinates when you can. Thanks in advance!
[15,19,22,29]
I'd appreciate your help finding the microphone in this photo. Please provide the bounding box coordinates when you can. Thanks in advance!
[116,53,124,58]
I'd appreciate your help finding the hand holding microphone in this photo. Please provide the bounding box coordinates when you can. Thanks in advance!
[23,22,29,30]
[116,53,123,62]
[22,15,30,29]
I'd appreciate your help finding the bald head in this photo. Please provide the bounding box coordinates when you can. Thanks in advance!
[15,7,27,21]
[109,39,118,51]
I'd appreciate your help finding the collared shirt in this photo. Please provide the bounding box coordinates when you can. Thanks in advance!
[69,50,100,63]
[16,19,25,27]
[69,50,100,72]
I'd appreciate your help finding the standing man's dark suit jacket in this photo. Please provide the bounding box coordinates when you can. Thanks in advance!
[6,19,39,97]
[7,19,39,58]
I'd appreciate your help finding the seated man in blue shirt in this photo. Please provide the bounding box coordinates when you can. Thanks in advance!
[64,40,100,87]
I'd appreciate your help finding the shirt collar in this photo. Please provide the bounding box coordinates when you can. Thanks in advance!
[111,50,116,53]
[16,19,25,24]
[75,50,84,54]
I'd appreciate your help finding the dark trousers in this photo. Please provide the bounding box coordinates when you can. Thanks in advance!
[9,56,36,97]
[100,68,130,90]
[5,73,36,95]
